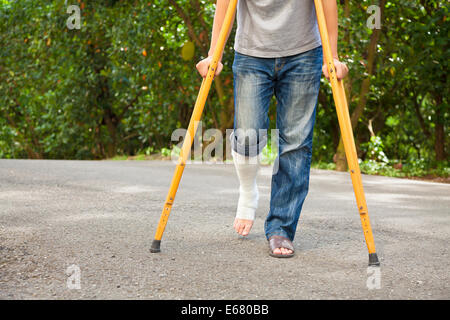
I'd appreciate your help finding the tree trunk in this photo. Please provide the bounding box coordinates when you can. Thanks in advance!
[434,97,446,162]
[334,0,385,171]
[103,109,117,158]
[334,139,347,171]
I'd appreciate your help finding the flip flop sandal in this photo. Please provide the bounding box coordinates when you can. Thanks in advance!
[268,235,295,258]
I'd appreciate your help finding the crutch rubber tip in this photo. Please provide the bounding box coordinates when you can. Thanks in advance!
[368,253,380,266]
[150,240,161,253]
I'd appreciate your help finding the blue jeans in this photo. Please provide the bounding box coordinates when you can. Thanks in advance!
[230,46,323,241]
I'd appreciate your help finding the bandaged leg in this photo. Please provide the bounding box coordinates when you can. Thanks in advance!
[232,150,260,221]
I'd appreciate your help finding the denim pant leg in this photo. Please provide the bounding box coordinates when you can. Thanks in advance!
[265,46,323,241]
[230,52,274,156]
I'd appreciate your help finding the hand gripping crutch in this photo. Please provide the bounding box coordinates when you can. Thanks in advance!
[150,0,238,253]
[314,0,380,266]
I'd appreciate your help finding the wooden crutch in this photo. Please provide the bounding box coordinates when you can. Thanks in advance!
[314,0,380,266]
[150,0,238,253]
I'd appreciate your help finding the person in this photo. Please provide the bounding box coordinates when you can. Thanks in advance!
[196,0,348,258]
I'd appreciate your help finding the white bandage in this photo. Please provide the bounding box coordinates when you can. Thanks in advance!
[232,150,260,221]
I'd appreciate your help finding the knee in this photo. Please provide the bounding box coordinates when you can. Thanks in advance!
[230,128,268,157]
[279,134,313,157]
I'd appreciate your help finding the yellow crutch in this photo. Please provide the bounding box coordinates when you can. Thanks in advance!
[150,0,238,253]
[314,0,380,266]
[151,0,380,267]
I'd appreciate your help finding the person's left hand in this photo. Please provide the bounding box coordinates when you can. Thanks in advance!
[322,58,349,80]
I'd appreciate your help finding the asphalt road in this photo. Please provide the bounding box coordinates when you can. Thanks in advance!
[0,160,449,299]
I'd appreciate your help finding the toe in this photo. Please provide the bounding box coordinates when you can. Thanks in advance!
[234,220,241,234]
[273,248,282,255]
[237,222,245,235]
[242,221,253,236]
[233,219,240,232]
[234,221,244,234]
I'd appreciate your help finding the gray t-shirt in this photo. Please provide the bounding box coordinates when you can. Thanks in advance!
[234,0,322,58]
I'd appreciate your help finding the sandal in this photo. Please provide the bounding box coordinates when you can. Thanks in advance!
[268,235,295,258]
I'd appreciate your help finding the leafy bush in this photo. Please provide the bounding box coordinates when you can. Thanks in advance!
[0,0,447,179]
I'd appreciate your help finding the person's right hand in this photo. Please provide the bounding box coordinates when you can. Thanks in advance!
[196,56,223,78]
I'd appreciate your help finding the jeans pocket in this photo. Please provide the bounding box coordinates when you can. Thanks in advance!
[232,51,245,72]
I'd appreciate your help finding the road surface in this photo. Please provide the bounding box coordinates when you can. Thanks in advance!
[0,160,449,299]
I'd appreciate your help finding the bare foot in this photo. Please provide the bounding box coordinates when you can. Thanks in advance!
[233,218,254,236]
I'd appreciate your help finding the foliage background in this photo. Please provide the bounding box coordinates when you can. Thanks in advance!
[0,0,448,177]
